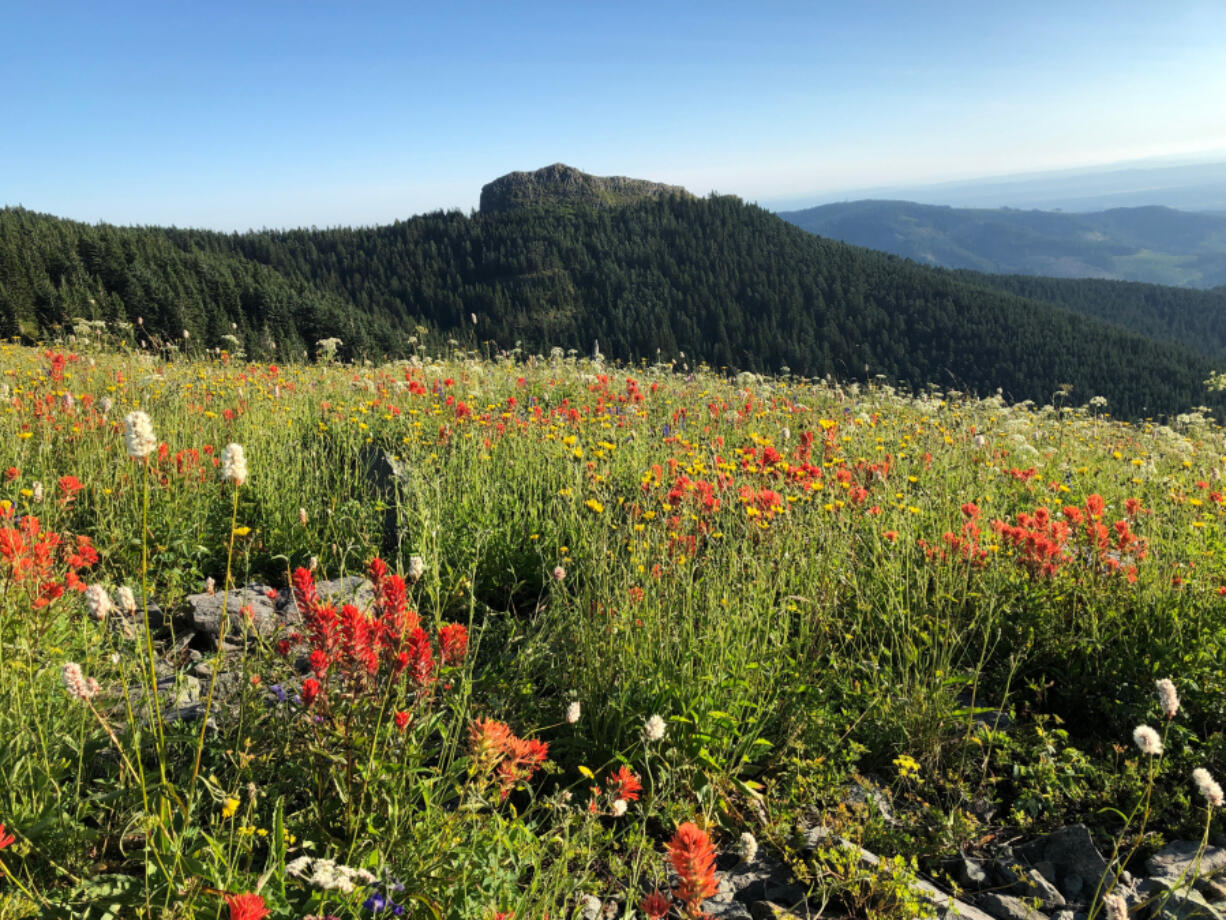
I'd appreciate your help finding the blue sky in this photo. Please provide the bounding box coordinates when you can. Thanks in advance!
[4,0,1225,229]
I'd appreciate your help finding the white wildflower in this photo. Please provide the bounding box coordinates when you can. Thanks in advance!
[84,584,114,621]
[610,798,628,817]
[123,411,156,459]
[1102,893,1127,920]
[61,662,99,701]
[408,555,425,582]
[31,481,43,503]
[565,701,581,724]
[286,856,313,877]
[116,586,137,615]
[221,443,248,486]
[553,565,566,581]
[643,714,666,744]
[1133,724,1163,756]
[1156,678,1179,720]
[1193,767,1225,807]
[739,831,759,863]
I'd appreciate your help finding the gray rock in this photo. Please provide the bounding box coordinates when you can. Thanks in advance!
[721,857,807,906]
[182,586,285,649]
[996,862,1066,908]
[953,856,991,891]
[1151,887,1226,920]
[1196,877,1226,902]
[976,892,1050,920]
[1019,824,1111,900]
[1148,842,1226,882]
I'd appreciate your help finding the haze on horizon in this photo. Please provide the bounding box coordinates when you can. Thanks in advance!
[4,0,1226,232]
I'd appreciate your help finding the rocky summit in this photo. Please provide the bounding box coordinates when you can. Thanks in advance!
[478,162,692,213]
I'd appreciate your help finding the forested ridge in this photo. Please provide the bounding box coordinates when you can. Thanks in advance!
[2,190,1222,417]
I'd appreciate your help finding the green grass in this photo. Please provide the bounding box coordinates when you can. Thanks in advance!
[1,342,1226,918]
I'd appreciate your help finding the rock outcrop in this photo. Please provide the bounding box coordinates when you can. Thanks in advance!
[478,163,692,214]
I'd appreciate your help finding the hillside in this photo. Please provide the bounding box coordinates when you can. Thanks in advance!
[2,169,1225,418]
[778,200,1226,288]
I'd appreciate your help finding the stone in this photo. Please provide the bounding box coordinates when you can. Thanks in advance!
[1151,888,1226,920]
[721,856,807,906]
[1018,824,1111,900]
[182,585,285,650]
[995,862,1066,908]
[976,892,1050,920]
[949,856,991,891]
[1148,841,1226,882]
[1196,876,1226,902]
[357,443,402,557]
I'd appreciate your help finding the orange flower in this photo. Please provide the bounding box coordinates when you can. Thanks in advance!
[607,764,643,802]
[225,892,270,920]
[668,822,718,916]
[0,822,14,849]
[640,890,671,919]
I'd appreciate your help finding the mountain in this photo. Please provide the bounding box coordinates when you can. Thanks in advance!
[2,166,1224,418]
[479,163,692,214]
[769,157,1226,213]
[778,200,1226,288]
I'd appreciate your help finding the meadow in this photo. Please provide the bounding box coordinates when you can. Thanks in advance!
[1,338,1225,919]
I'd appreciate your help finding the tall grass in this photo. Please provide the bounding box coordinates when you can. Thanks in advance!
[1,343,1225,917]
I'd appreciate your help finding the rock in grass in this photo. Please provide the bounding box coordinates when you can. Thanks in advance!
[1148,841,1226,882]
[976,892,1050,920]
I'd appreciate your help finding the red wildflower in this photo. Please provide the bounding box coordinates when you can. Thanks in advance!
[57,475,83,504]
[640,891,671,920]
[393,710,411,731]
[439,623,469,665]
[3,467,17,481]
[0,822,14,849]
[404,626,435,686]
[225,892,270,920]
[607,764,643,802]
[668,822,718,916]
[300,677,321,707]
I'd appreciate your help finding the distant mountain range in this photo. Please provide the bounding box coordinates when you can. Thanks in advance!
[3,164,1226,418]
[768,157,1226,213]
[778,200,1226,288]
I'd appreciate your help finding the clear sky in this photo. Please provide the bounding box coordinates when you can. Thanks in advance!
[4,0,1225,230]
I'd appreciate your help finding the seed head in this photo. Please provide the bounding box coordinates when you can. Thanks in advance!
[123,411,156,460]
[1133,724,1163,756]
[221,443,248,486]
[1193,767,1225,807]
[84,584,114,621]
[643,714,667,743]
[1102,893,1127,920]
[408,555,426,582]
[1156,678,1179,719]
[116,585,137,615]
[61,662,99,701]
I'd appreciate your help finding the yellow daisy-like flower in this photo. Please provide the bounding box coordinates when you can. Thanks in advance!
[221,797,241,819]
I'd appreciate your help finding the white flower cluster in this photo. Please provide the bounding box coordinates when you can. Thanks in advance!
[1193,768,1225,808]
[61,662,99,701]
[643,714,666,744]
[286,856,376,894]
[1133,725,1162,756]
[1156,678,1179,720]
[221,443,248,486]
[124,411,157,460]
[84,584,114,621]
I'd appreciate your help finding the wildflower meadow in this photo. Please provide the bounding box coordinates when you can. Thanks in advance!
[3,339,1226,918]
